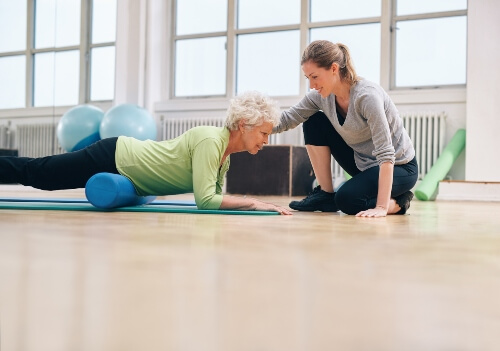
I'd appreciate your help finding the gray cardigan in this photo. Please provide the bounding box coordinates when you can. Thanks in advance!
[274,79,415,171]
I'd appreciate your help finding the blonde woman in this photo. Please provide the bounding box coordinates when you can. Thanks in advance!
[274,40,418,217]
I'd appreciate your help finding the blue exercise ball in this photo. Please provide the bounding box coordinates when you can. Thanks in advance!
[57,105,104,152]
[99,104,157,141]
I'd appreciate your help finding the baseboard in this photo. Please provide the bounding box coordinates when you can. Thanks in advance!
[437,180,500,201]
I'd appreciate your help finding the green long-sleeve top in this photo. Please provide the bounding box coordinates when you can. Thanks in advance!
[115,126,231,210]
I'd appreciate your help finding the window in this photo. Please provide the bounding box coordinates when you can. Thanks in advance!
[310,24,381,85]
[175,37,227,97]
[0,0,117,110]
[90,0,117,101]
[238,0,300,29]
[310,0,381,22]
[393,0,467,88]
[0,0,27,109]
[171,0,467,98]
[237,31,301,96]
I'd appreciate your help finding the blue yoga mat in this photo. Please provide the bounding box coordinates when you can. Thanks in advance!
[0,201,279,216]
[0,197,196,206]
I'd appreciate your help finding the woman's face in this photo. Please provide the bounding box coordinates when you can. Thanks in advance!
[240,121,273,155]
[302,60,337,98]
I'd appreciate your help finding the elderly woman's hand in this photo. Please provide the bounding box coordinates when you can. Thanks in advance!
[219,195,292,215]
[256,201,293,215]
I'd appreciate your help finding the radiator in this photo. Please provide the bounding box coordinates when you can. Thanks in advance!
[160,112,446,183]
[161,116,226,141]
[401,111,446,180]
[16,123,65,157]
[161,116,283,147]
[0,122,13,149]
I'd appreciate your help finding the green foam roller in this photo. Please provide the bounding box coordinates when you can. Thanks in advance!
[415,129,466,201]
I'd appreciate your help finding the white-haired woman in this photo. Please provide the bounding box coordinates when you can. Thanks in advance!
[0,91,292,215]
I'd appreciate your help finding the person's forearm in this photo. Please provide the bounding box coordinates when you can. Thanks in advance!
[376,162,394,209]
[219,195,258,211]
[219,194,292,215]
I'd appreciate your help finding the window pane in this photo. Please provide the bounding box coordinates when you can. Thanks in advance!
[395,16,466,87]
[34,50,79,106]
[90,46,115,100]
[92,0,117,44]
[310,24,381,84]
[397,0,467,16]
[311,0,381,22]
[0,56,26,109]
[176,0,227,35]
[237,31,300,96]
[238,0,300,29]
[35,0,81,48]
[0,0,27,52]
[175,37,226,96]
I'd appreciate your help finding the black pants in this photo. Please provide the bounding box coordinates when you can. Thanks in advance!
[0,138,119,190]
[304,112,418,215]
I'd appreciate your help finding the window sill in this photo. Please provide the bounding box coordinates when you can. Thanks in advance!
[0,102,113,120]
[388,87,466,104]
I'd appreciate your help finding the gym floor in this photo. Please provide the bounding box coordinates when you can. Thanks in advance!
[1,185,500,351]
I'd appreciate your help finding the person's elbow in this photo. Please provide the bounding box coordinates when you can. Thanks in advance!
[195,194,222,210]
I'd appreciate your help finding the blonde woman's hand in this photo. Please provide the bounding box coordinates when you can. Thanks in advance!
[356,206,388,218]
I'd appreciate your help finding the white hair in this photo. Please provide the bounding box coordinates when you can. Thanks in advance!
[225,91,281,131]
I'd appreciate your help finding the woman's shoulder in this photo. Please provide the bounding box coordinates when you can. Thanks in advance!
[352,79,387,99]
[354,78,383,91]
[184,126,229,146]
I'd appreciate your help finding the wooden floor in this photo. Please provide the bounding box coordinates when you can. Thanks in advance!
[1,185,500,351]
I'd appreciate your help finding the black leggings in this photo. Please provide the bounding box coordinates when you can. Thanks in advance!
[0,138,120,190]
[303,112,418,215]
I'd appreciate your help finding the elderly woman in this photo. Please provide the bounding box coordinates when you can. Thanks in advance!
[0,91,292,215]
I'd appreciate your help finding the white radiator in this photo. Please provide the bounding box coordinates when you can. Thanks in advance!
[161,116,283,147]
[160,111,446,183]
[16,123,65,157]
[401,111,446,180]
[161,116,226,140]
[0,122,13,149]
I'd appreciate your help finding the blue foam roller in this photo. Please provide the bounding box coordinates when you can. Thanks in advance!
[85,173,156,209]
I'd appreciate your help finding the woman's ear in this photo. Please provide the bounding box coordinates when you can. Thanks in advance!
[238,120,246,133]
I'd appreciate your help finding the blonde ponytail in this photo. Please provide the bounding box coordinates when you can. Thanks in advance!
[301,40,360,86]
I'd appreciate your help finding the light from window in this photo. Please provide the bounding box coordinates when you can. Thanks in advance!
[175,37,226,97]
[0,56,26,109]
[176,0,227,35]
[310,0,381,22]
[0,0,27,53]
[92,0,117,44]
[395,16,466,87]
[34,50,79,106]
[237,0,300,29]
[35,0,81,49]
[237,31,300,96]
[310,24,381,85]
[397,0,467,16]
[91,46,115,101]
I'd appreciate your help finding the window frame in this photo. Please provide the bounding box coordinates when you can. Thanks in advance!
[0,0,116,111]
[390,5,468,90]
[170,0,467,100]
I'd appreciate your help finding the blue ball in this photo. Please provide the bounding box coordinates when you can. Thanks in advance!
[57,105,104,152]
[99,104,157,141]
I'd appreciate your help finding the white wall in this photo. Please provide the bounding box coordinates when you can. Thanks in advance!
[2,0,492,184]
[465,0,500,182]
